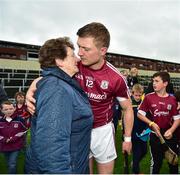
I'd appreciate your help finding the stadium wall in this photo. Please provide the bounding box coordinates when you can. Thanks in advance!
[0,58,40,70]
[1,58,180,78]
[117,68,180,78]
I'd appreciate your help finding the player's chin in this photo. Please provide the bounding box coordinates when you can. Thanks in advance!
[153,87,157,91]
[81,60,90,66]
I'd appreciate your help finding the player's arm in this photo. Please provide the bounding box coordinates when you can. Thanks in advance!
[164,118,180,139]
[26,77,42,114]
[137,111,161,136]
[119,98,133,154]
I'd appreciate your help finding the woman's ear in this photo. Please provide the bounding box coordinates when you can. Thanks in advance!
[55,58,63,68]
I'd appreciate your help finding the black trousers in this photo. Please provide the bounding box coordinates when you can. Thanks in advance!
[132,139,147,174]
[149,132,178,174]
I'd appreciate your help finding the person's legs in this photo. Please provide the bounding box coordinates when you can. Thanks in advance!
[90,122,117,174]
[149,134,163,174]
[132,140,141,174]
[97,160,115,174]
[89,157,94,174]
[4,150,19,174]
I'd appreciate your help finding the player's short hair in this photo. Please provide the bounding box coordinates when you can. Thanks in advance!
[152,71,170,84]
[77,22,110,48]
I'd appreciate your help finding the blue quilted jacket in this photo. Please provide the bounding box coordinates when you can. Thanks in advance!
[25,67,93,174]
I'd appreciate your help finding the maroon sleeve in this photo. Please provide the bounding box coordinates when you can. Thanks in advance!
[138,95,150,114]
[115,76,130,99]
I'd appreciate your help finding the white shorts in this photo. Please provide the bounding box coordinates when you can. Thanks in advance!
[89,122,117,163]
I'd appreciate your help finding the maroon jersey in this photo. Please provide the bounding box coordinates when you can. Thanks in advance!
[138,92,179,129]
[15,104,31,128]
[76,61,129,128]
[0,113,27,151]
[15,104,28,116]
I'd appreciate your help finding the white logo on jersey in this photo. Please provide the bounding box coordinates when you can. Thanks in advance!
[14,124,18,128]
[75,74,83,80]
[159,102,165,105]
[154,109,169,117]
[86,92,107,101]
[100,80,109,89]
[167,104,172,110]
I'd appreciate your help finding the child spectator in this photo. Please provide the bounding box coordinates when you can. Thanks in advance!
[0,100,28,173]
[131,84,148,174]
[145,71,174,95]
[138,72,180,174]
[14,92,31,128]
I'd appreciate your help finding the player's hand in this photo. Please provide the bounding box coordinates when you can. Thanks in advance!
[164,129,173,140]
[26,77,42,115]
[122,141,132,155]
[151,122,161,137]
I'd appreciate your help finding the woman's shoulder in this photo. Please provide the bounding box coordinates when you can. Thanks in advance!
[37,75,75,97]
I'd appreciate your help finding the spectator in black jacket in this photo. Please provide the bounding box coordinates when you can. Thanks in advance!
[127,67,139,90]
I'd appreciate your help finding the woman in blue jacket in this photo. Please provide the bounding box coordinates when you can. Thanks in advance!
[25,37,93,174]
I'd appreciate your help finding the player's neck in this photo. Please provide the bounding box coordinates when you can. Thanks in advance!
[89,58,105,70]
[156,89,168,97]
[17,103,23,108]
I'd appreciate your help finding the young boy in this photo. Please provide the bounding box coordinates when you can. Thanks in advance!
[0,100,28,174]
[14,91,31,128]
[137,72,180,174]
[131,84,148,174]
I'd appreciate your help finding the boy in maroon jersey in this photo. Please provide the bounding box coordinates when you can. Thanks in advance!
[138,72,180,174]
[14,91,31,128]
[26,22,134,174]
[0,100,28,173]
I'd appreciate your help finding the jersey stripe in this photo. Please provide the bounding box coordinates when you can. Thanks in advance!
[106,61,131,97]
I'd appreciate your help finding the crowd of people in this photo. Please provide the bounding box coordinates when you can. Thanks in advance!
[0,22,179,174]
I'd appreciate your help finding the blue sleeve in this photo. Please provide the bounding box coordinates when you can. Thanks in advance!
[34,87,73,173]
